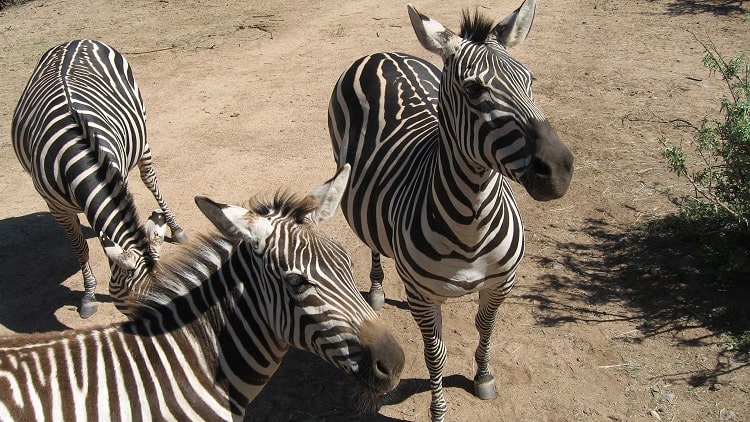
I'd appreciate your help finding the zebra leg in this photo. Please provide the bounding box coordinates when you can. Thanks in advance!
[137,148,188,244]
[368,251,385,310]
[49,207,99,318]
[408,293,448,422]
[473,275,515,400]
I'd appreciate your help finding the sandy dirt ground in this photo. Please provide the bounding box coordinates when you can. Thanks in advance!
[1,0,749,420]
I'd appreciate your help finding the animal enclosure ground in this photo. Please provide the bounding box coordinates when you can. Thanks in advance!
[1,0,748,420]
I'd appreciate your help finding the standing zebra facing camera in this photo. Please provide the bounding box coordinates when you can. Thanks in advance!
[0,166,405,421]
[328,0,574,420]
[11,39,187,318]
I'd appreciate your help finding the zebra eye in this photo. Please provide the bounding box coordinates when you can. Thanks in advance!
[284,273,312,294]
[463,81,486,99]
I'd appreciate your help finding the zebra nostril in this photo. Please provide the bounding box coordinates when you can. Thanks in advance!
[532,157,552,176]
[373,358,389,379]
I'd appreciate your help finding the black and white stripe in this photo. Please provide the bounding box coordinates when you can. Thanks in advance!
[0,167,404,421]
[11,39,187,318]
[328,1,573,420]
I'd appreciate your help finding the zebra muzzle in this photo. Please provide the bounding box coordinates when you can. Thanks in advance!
[522,118,574,201]
[358,318,405,393]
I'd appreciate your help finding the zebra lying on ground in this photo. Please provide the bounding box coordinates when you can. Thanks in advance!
[11,39,187,319]
[0,165,405,421]
[327,0,574,420]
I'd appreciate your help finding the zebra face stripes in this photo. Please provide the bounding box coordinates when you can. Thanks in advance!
[0,166,404,421]
[328,1,572,421]
[11,39,187,318]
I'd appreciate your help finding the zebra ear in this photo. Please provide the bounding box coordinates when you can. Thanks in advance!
[101,233,137,270]
[407,4,460,58]
[493,0,536,48]
[308,164,350,223]
[195,196,272,252]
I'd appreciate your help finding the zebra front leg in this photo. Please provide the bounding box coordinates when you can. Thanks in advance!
[473,275,515,400]
[137,149,188,244]
[49,207,99,318]
[368,251,385,310]
[408,293,448,422]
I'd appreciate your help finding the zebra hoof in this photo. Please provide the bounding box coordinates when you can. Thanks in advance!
[79,297,99,319]
[473,374,496,400]
[368,289,385,311]
[171,228,189,244]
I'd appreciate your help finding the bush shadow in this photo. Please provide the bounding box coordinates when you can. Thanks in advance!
[522,213,749,385]
[665,0,747,16]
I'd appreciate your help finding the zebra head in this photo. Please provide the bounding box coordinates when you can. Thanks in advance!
[408,0,573,201]
[195,165,405,395]
[102,209,167,308]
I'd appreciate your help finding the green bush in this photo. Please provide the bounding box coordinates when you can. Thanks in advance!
[661,44,750,231]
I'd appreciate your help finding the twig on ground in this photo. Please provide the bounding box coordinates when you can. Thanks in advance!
[124,44,178,55]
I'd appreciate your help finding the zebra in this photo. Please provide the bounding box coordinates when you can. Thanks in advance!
[327,1,574,420]
[0,165,405,421]
[11,39,187,319]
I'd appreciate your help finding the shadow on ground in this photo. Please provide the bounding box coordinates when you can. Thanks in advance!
[0,212,101,333]
[665,0,747,16]
[245,348,411,421]
[523,212,749,386]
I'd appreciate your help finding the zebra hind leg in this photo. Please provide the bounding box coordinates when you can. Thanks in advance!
[473,277,514,400]
[368,251,385,310]
[49,207,99,318]
[137,149,188,244]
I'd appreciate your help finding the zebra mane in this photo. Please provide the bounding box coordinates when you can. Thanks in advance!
[127,233,233,318]
[459,8,495,43]
[248,190,318,225]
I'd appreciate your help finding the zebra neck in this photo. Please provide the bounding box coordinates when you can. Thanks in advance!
[81,159,147,253]
[134,238,289,411]
[426,134,511,247]
[204,248,290,412]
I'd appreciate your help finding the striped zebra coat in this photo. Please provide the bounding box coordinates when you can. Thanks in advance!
[11,39,187,319]
[328,1,573,420]
[0,166,404,421]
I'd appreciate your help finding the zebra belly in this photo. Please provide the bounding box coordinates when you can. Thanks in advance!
[396,251,521,300]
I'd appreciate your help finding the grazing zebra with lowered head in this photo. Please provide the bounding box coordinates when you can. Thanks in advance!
[11,39,187,318]
[327,1,573,420]
[0,166,405,421]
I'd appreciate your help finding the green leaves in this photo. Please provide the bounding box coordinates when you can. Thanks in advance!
[661,45,750,230]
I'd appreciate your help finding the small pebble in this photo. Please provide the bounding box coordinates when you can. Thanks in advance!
[722,409,737,421]
[662,392,675,403]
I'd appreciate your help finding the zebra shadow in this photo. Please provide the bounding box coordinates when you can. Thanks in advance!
[245,347,473,421]
[0,212,100,333]
[245,348,413,421]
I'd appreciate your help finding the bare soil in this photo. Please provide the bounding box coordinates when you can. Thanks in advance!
[1,0,748,421]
